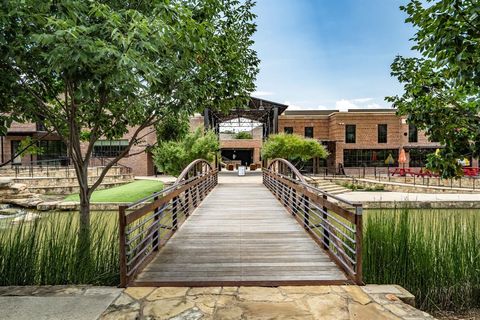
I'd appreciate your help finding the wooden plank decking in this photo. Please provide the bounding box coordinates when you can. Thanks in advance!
[132,178,348,286]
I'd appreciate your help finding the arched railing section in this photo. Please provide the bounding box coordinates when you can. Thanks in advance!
[264,158,363,285]
[118,159,218,287]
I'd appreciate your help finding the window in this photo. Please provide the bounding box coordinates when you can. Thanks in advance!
[284,127,293,134]
[304,127,314,138]
[409,148,435,167]
[36,122,47,132]
[11,140,22,164]
[378,124,387,143]
[93,140,129,157]
[408,124,418,143]
[343,149,399,167]
[37,140,67,162]
[345,125,356,143]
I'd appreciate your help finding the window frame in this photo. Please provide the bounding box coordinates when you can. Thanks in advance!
[408,124,418,143]
[93,140,129,158]
[377,124,388,143]
[304,126,314,138]
[284,127,293,134]
[345,124,356,144]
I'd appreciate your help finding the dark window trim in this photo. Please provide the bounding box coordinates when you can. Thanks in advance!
[345,124,356,144]
[93,139,129,158]
[408,124,418,143]
[304,126,314,138]
[378,124,387,143]
[343,149,399,167]
[284,127,293,134]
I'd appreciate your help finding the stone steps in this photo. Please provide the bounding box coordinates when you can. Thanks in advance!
[0,165,128,178]
[28,180,131,195]
[305,177,350,195]
[12,173,133,187]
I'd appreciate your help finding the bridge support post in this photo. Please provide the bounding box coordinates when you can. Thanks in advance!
[355,206,363,284]
[303,194,310,230]
[292,188,297,216]
[172,196,178,230]
[152,196,160,251]
[322,194,330,250]
[118,205,128,287]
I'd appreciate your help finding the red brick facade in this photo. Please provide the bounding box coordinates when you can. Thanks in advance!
[3,109,477,176]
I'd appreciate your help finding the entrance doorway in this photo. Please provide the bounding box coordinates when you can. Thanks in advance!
[221,149,253,166]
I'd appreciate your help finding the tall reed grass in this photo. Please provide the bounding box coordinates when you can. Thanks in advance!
[0,212,118,286]
[363,208,480,312]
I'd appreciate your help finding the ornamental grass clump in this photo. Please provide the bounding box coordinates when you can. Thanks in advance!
[363,208,480,312]
[0,212,118,286]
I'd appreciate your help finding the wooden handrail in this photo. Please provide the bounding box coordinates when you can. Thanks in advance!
[119,159,218,287]
[263,158,363,285]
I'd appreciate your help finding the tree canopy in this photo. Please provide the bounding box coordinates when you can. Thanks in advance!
[0,0,259,230]
[153,128,219,176]
[387,0,480,178]
[261,133,328,166]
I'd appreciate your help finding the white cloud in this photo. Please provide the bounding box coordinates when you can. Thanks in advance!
[284,98,389,111]
[335,99,357,111]
[252,90,275,97]
[335,98,388,111]
[351,97,374,103]
[365,103,384,109]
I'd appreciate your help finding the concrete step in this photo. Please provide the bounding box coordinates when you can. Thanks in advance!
[28,181,131,195]
[0,166,129,178]
[13,174,133,187]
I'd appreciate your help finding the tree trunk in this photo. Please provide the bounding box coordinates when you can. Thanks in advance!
[79,185,91,240]
[76,166,92,278]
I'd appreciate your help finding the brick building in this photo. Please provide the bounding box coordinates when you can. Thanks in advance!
[2,98,477,176]
[278,109,447,174]
[1,121,156,176]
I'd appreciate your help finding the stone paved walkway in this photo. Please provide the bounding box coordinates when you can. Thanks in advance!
[100,285,435,320]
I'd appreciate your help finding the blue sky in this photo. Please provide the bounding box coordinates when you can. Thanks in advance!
[251,0,416,110]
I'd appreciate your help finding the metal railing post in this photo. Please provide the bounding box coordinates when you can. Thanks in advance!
[172,196,178,230]
[354,205,363,285]
[119,205,128,287]
[303,193,310,230]
[152,195,160,251]
[322,194,329,250]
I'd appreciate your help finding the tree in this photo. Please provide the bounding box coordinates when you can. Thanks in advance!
[0,0,259,239]
[261,133,329,167]
[153,128,219,176]
[155,111,190,143]
[387,0,480,178]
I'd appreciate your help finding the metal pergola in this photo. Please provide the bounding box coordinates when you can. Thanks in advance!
[203,97,288,139]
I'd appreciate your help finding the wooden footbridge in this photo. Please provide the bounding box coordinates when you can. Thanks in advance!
[119,159,363,287]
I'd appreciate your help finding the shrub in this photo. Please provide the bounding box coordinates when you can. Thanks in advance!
[153,128,219,176]
[234,131,253,139]
[261,133,328,165]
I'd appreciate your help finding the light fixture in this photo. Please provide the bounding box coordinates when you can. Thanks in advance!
[258,100,264,111]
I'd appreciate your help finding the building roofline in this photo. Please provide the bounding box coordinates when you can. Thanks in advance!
[283,110,339,116]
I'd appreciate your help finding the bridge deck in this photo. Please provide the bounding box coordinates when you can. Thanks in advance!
[133,175,348,286]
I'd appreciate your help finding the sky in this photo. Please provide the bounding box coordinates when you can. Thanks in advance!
[251,0,417,110]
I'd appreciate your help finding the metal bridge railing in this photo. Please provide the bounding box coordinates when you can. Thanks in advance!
[263,158,363,284]
[118,159,218,287]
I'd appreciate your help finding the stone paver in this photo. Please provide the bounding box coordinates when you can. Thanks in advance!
[98,285,435,320]
[0,285,434,319]
[0,286,121,320]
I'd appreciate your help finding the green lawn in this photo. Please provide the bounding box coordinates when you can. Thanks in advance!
[64,180,163,203]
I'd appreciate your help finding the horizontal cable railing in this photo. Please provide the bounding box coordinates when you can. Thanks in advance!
[0,156,132,178]
[263,158,363,284]
[118,159,218,287]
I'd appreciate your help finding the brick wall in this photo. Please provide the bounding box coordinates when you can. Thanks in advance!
[220,139,262,163]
